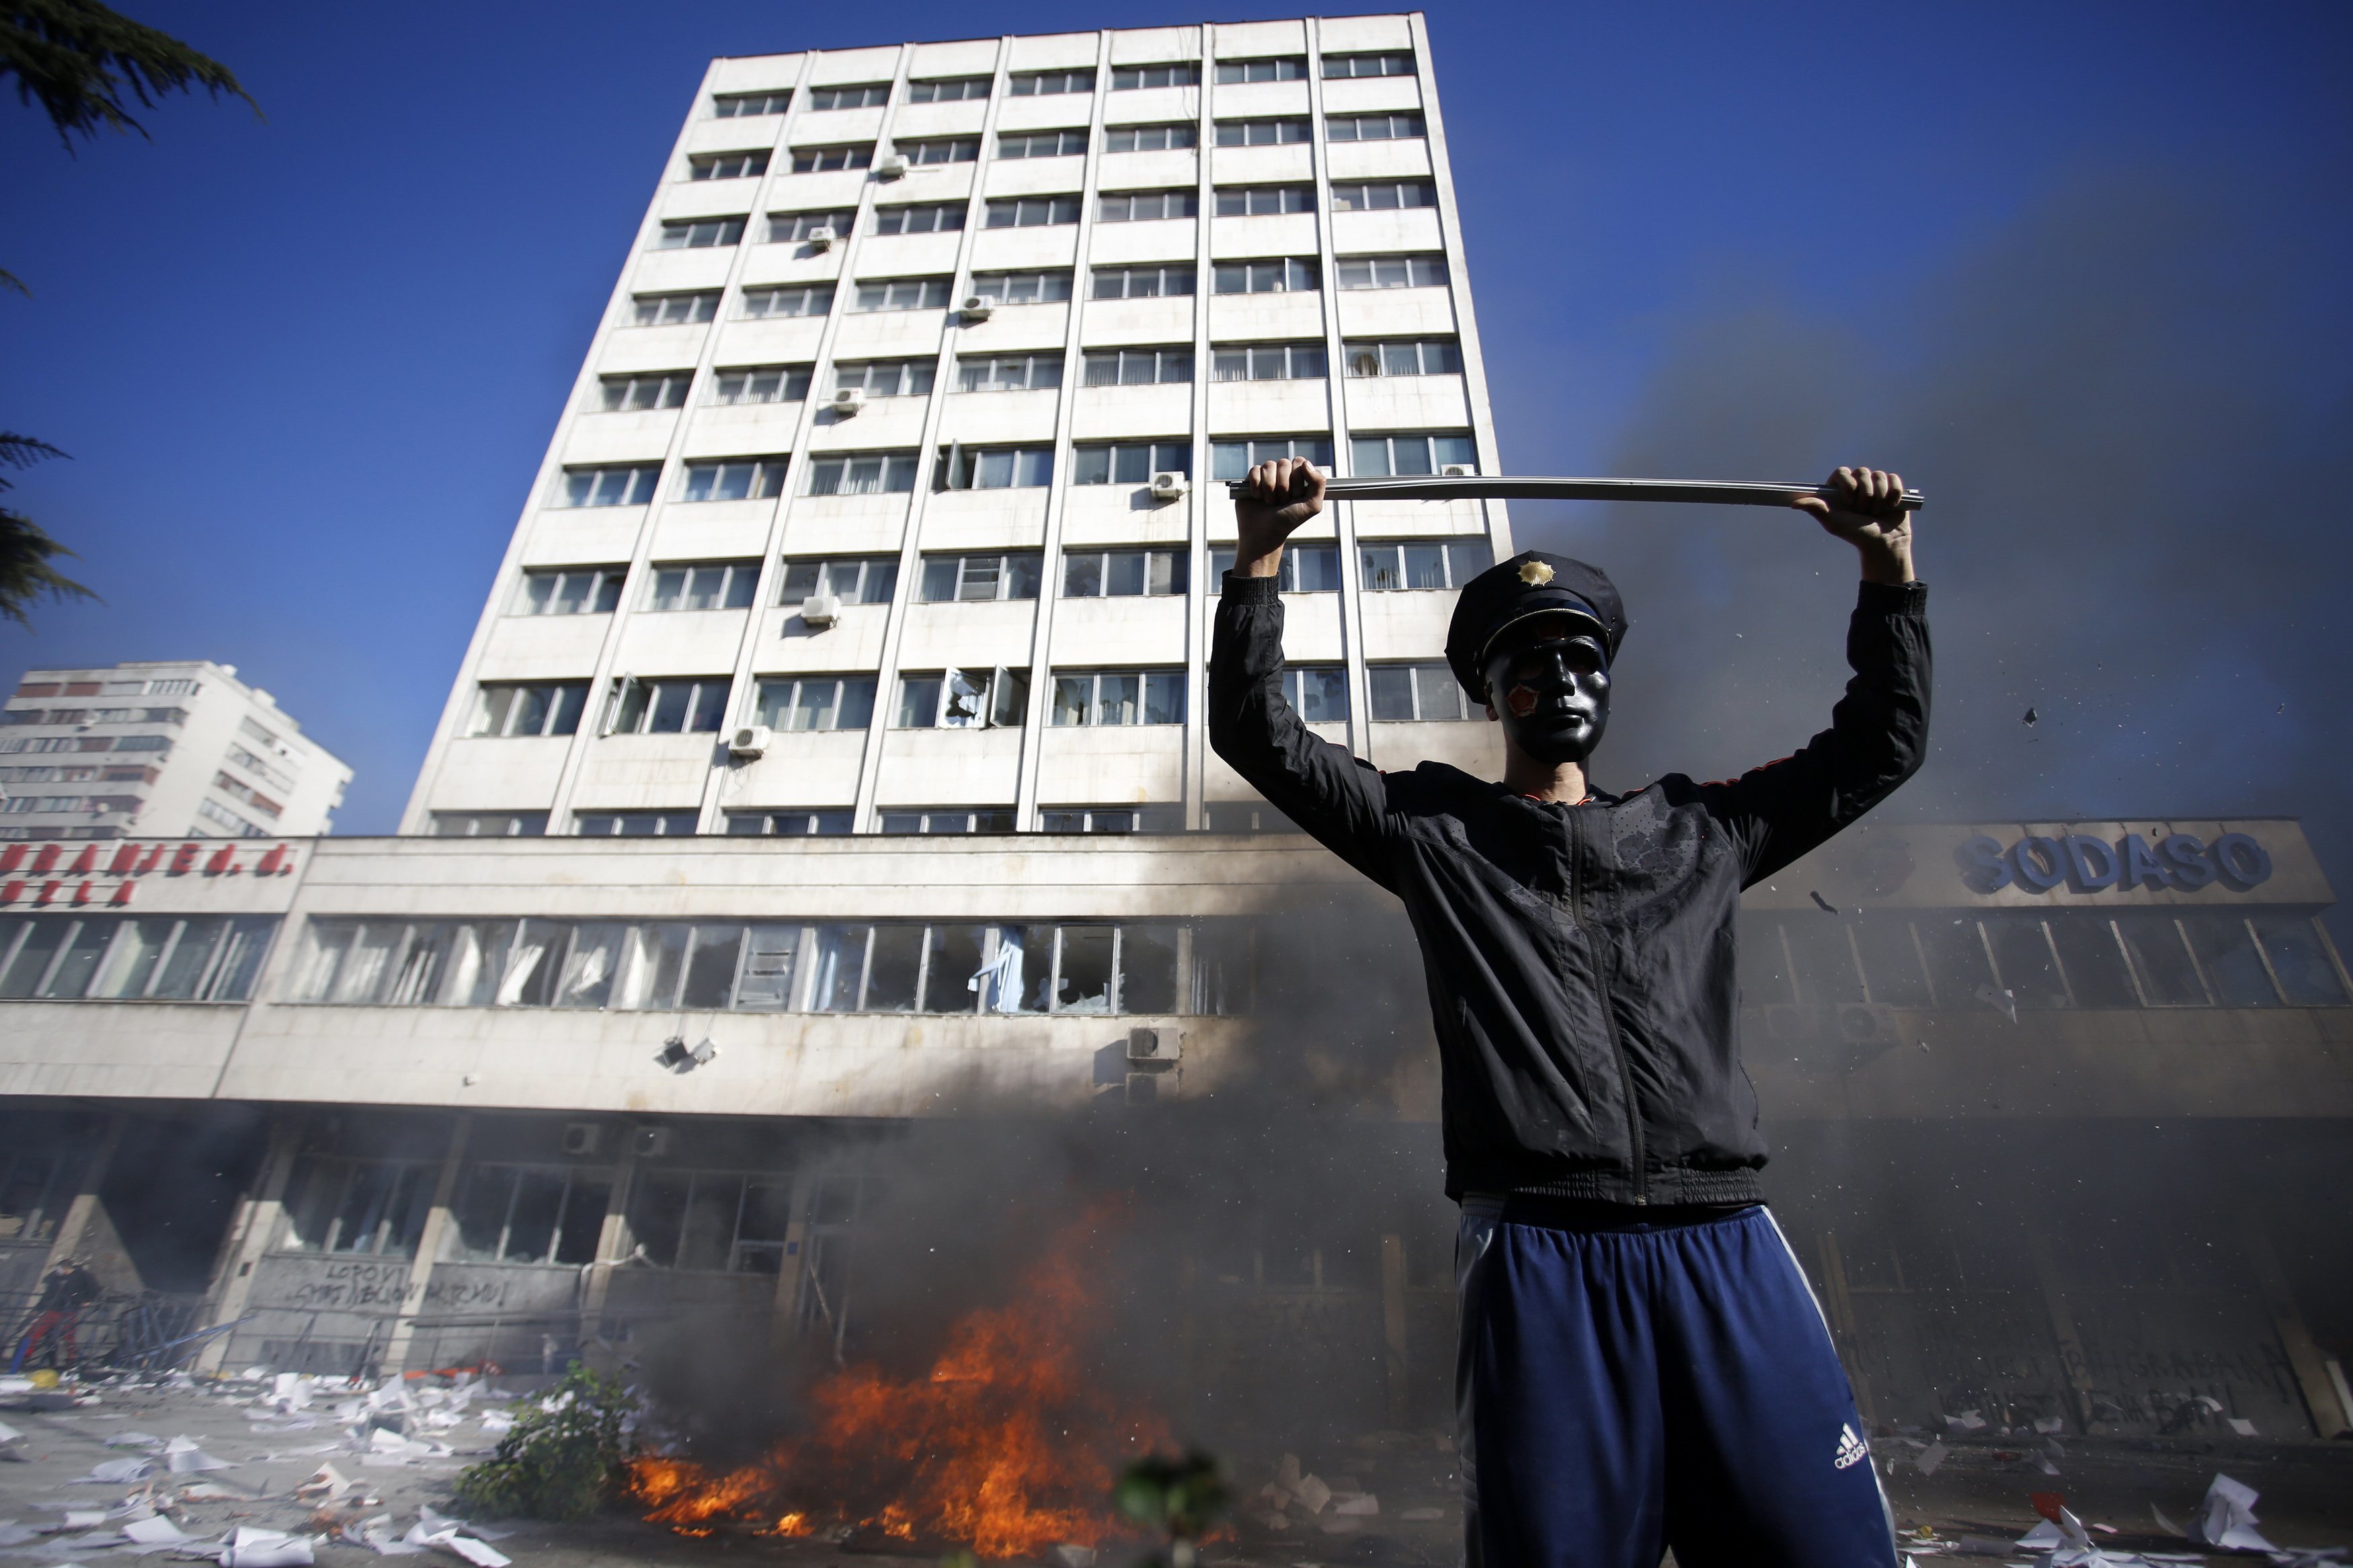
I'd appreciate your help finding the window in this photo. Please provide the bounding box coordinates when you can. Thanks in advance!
[1213,341,1326,380]
[471,682,589,738]
[971,268,1074,304]
[1345,338,1461,376]
[116,733,173,751]
[897,136,980,165]
[1203,801,1300,835]
[0,737,84,754]
[1359,537,1492,590]
[1370,663,1475,721]
[740,283,834,319]
[767,208,855,243]
[727,810,854,835]
[1337,253,1448,288]
[853,276,952,311]
[1210,544,1343,591]
[1096,188,1198,223]
[223,743,296,792]
[559,464,662,507]
[714,90,792,118]
[1104,123,1196,153]
[1040,806,1183,833]
[934,446,1053,491]
[1051,669,1186,726]
[878,810,1017,836]
[895,667,1029,728]
[1324,50,1415,77]
[1008,69,1094,96]
[789,144,873,173]
[908,76,989,102]
[645,560,760,611]
[1214,57,1306,83]
[2255,914,2350,1005]
[1215,185,1312,216]
[576,811,699,837]
[688,150,770,180]
[1214,118,1309,147]
[1082,347,1193,385]
[918,552,1042,601]
[1331,181,1436,216]
[655,216,747,249]
[834,358,936,396]
[1326,112,1425,141]
[514,567,625,616]
[607,677,731,736]
[1213,257,1318,294]
[779,556,898,605]
[1352,432,1478,477]
[1113,62,1199,89]
[446,1165,609,1266]
[958,352,1064,391]
[872,202,965,235]
[807,83,889,110]
[711,364,811,405]
[1209,436,1333,479]
[1063,548,1188,597]
[210,776,284,821]
[998,128,1087,160]
[752,675,877,732]
[1282,667,1350,721]
[0,913,275,1002]
[630,290,717,327]
[430,811,548,837]
[804,452,920,495]
[1073,440,1192,484]
[595,371,692,411]
[1091,263,1196,298]
[680,457,790,501]
[985,194,1082,229]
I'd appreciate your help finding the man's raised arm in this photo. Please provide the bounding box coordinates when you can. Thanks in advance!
[1205,459,1397,886]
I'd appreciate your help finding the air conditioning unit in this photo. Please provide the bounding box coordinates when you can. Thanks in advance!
[1835,1003,1901,1048]
[631,1126,672,1159]
[1441,464,1474,477]
[1148,471,1190,501]
[876,153,910,179]
[959,294,997,323]
[559,1122,602,1156]
[727,724,773,759]
[805,224,838,249]
[1127,1024,1182,1063]
[831,386,866,415]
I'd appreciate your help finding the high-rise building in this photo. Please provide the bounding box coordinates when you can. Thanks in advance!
[401,14,1506,840]
[1,660,351,841]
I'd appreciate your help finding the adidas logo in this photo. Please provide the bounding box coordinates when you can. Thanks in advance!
[1833,1423,1870,1470]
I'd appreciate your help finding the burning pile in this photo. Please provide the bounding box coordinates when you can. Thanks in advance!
[629,1204,1168,1559]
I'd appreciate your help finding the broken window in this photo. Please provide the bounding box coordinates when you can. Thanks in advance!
[1852,919,1933,1007]
[1916,916,1997,1005]
[2048,915,2139,1007]
[2252,913,2348,1005]
[626,1169,797,1274]
[2112,913,2207,1005]
[1981,915,2070,1008]
[283,1158,434,1257]
[2183,914,2281,1007]
[446,1166,610,1266]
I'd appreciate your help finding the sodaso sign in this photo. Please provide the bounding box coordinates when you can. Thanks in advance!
[1956,831,2272,895]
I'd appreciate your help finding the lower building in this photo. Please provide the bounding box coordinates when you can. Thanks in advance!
[1,816,2348,1442]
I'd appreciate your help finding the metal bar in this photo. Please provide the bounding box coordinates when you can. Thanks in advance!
[1220,474,1926,509]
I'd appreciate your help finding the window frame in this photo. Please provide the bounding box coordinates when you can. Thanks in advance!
[1070,440,1193,485]
[1090,263,1197,299]
[1111,63,1200,89]
[832,358,937,397]
[1369,661,1476,722]
[1060,548,1189,598]
[1212,118,1310,147]
[1095,188,1200,223]
[1350,432,1479,479]
[916,552,1044,602]
[558,464,662,508]
[603,675,733,738]
[895,136,981,165]
[779,556,900,606]
[996,128,1089,161]
[593,370,693,412]
[1213,57,1307,84]
[803,452,921,497]
[653,216,748,251]
[1343,337,1464,378]
[1103,122,1197,153]
[893,667,1031,729]
[957,352,1066,393]
[766,208,856,244]
[678,456,791,503]
[1211,341,1327,382]
[1324,112,1427,142]
[1336,253,1450,290]
[851,276,953,313]
[1330,180,1439,212]
[1209,436,1334,480]
[1081,346,1195,386]
[713,89,793,118]
[1358,537,1494,591]
[871,202,965,236]
[687,150,772,181]
[969,269,1075,304]
[1213,185,1314,218]
[512,566,627,618]
[1007,68,1096,96]
[470,682,590,739]
[1050,668,1188,728]
[908,76,990,103]
[932,445,1054,491]
[740,283,836,320]
[752,674,879,733]
[984,194,1083,229]
[1322,51,1417,78]
[1211,257,1319,294]
[643,559,763,613]
[710,364,813,406]
[805,82,891,110]
[788,143,875,173]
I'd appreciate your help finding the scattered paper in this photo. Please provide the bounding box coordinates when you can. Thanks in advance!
[438,1541,508,1568]
[75,1456,155,1483]
[1333,1494,1379,1516]
[1915,1439,1948,1477]
[1293,1475,1332,1514]
[1944,1409,1989,1432]
[219,1527,314,1568]
[163,1437,235,1473]
[2225,1417,2256,1436]
[123,1518,195,1546]
[2186,1473,2276,1552]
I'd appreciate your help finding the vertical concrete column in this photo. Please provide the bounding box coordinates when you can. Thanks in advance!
[42,1113,128,1284]
[768,1163,817,1348]
[194,1112,306,1373]
[2244,1226,2351,1438]
[2024,1229,2098,1432]
[1380,1232,1410,1423]
[379,1116,470,1375]
[1812,1231,1878,1428]
[578,1141,640,1358]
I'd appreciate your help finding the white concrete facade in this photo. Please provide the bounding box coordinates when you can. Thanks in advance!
[401,15,1515,841]
[1,660,352,841]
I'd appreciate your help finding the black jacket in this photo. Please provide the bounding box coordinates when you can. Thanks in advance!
[1208,573,1932,1204]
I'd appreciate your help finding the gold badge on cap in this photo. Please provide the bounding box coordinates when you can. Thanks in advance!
[1519,560,1555,585]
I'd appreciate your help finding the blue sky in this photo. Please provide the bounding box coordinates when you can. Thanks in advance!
[5,1,2349,859]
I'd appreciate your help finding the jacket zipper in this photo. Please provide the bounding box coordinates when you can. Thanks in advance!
[1566,807,1648,1204]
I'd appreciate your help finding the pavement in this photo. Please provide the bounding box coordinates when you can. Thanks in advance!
[4,1375,2350,1567]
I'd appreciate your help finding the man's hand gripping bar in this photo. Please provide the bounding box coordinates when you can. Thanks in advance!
[1222,473,1927,509]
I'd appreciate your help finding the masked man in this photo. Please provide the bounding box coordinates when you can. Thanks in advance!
[1209,462,1927,1567]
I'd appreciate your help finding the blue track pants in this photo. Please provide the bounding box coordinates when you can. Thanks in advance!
[1455,1198,1897,1568]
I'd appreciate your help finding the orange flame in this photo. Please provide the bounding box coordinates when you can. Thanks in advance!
[627,1202,1167,1559]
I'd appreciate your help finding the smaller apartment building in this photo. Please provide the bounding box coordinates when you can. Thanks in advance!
[1,816,2348,1442]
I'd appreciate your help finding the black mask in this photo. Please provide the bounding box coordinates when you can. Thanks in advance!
[1483,620,1611,767]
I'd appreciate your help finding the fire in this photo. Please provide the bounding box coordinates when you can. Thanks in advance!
[627,1202,1168,1559]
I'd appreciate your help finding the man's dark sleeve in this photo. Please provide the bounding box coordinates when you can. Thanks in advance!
[1207,572,1398,889]
[1700,580,1931,887]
